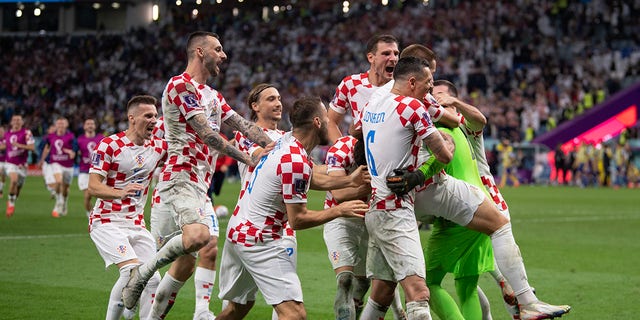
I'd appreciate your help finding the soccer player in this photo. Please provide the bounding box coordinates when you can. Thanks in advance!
[39,117,76,217]
[388,98,571,320]
[39,125,58,200]
[88,95,166,320]
[76,118,104,218]
[323,133,381,320]
[216,96,369,320]
[327,34,399,143]
[4,114,35,218]
[359,56,454,320]
[0,125,6,198]
[121,31,274,313]
[431,79,519,319]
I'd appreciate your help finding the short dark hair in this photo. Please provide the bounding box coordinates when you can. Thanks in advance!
[187,31,220,54]
[127,95,157,113]
[400,44,437,63]
[290,96,323,129]
[393,56,430,81]
[365,34,399,55]
[433,79,458,97]
[247,83,276,121]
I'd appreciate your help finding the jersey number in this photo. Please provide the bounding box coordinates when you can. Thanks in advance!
[247,156,267,194]
[365,130,378,176]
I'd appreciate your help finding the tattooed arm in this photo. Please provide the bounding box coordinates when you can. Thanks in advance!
[224,113,273,148]
[187,113,259,166]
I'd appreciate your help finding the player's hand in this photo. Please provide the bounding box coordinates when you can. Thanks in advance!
[386,168,425,196]
[336,199,369,218]
[120,183,144,198]
[433,92,458,107]
[349,165,371,187]
[249,142,275,167]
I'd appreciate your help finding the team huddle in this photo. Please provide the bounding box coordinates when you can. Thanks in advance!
[14,31,573,320]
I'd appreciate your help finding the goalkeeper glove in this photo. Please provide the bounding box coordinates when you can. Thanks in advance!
[386,168,426,196]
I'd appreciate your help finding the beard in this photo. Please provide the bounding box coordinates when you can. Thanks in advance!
[318,123,330,146]
[204,55,219,77]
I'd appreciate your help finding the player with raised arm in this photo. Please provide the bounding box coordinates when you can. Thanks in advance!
[359,56,454,320]
[121,31,274,313]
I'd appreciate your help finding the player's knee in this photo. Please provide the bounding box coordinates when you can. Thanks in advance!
[198,238,218,261]
[336,270,354,293]
[182,228,211,252]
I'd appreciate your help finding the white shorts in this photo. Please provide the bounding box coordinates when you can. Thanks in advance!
[414,175,485,226]
[5,163,26,186]
[323,217,368,275]
[150,186,219,251]
[89,223,157,268]
[154,180,217,228]
[49,163,74,185]
[281,235,298,267]
[365,207,425,282]
[42,162,56,185]
[218,239,303,305]
[78,173,90,191]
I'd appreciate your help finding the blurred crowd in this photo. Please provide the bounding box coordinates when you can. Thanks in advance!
[1,0,639,148]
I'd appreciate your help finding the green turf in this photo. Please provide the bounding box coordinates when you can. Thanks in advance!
[0,177,638,319]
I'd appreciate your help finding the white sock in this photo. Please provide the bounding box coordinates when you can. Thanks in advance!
[139,271,161,320]
[390,286,406,320]
[106,264,135,320]
[194,267,216,314]
[150,273,185,320]
[360,298,388,320]
[405,300,431,320]
[138,235,186,280]
[8,194,16,205]
[477,286,493,320]
[490,223,536,305]
[334,271,355,319]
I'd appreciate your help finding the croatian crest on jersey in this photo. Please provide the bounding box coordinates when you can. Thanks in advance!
[135,155,145,168]
[331,251,340,263]
[116,245,127,256]
[293,178,307,194]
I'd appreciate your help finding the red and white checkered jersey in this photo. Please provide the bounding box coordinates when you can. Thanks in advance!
[323,135,361,209]
[357,80,446,130]
[329,72,381,124]
[359,91,438,210]
[160,72,235,193]
[234,128,285,187]
[89,132,168,231]
[227,132,311,246]
[152,116,165,139]
[463,119,509,211]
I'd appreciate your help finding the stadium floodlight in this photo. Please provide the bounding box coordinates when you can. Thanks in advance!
[34,7,41,15]
[16,9,22,17]
[153,4,159,20]
[111,2,120,9]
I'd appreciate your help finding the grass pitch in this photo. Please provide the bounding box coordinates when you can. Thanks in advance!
[0,177,638,319]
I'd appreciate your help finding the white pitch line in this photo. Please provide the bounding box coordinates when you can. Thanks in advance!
[0,233,87,241]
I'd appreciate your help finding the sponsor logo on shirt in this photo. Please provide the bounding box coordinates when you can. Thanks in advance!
[327,156,337,166]
[91,153,101,166]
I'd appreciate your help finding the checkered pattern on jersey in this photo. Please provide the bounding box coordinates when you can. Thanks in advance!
[329,72,376,122]
[481,176,508,211]
[323,136,358,209]
[161,72,235,192]
[234,128,285,186]
[227,133,310,246]
[152,117,165,139]
[461,116,484,138]
[89,132,167,230]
